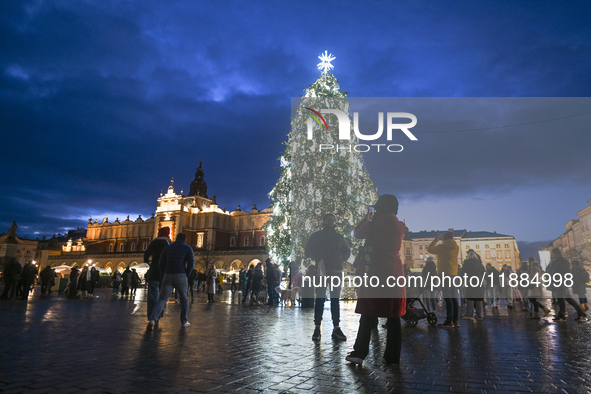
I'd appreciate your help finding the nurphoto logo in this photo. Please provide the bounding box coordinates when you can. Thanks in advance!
[305,107,418,153]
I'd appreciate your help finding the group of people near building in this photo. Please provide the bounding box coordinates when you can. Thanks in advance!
[420,239,588,325]
[65,265,101,299]
[5,192,587,372]
[137,194,589,369]
[110,267,141,298]
[0,260,38,300]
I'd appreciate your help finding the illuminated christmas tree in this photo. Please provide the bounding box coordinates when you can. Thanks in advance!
[267,52,376,268]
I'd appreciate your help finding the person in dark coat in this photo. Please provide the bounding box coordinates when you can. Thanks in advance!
[1,259,23,300]
[20,261,37,300]
[144,227,171,321]
[147,233,195,329]
[460,250,486,319]
[547,248,586,321]
[265,258,277,305]
[305,213,351,342]
[78,266,92,298]
[130,268,141,296]
[346,194,406,366]
[40,266,56,295]
[67,267,79,298]
[121,267,132,298]
[238,268,245,294]
[89,267,99,296]
[242,266,254,303]
[250,263,264,303]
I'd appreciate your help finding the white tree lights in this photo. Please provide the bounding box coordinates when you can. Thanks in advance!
[267,54,376,267]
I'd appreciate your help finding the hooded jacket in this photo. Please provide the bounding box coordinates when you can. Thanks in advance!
[427,239,459,276]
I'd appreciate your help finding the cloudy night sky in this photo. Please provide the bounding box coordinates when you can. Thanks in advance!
[1,1,590,250]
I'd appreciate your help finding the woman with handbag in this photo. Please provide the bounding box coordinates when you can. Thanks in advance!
[346,194,406,366]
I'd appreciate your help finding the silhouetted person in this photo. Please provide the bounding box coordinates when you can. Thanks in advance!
[305,213,350,342]
[144,227,171,323]
[147,233,194,329]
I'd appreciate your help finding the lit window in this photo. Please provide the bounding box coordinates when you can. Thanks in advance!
[419,253,423,259]
[485,244,489,249]
[505,244,509,248]
[197,233,204,248]
[505,252,510,259]
[466,245,470,249]
[475,245,480,249]
[496,244,501,249]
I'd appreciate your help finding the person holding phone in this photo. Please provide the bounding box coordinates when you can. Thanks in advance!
[428,229,460,327]
[346,194,406,366]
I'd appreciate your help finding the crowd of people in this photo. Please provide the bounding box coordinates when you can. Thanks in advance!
[2,195,590,371]
[418,244,588,325]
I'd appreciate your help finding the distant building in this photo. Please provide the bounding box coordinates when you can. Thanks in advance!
[0,222,38,269]
[407,229,521,271]
[39,160,272,273]
[549,198,591,267]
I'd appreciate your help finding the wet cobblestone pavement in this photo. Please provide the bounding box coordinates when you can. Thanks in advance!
[1,287,591,393]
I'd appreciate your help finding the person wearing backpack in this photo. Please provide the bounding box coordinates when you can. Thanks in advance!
[572,260,589,311]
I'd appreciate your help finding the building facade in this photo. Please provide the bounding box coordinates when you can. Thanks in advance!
[0,223,38,268]
[40,161,273,273]
[407,229,521,271]
[549,199,591,267]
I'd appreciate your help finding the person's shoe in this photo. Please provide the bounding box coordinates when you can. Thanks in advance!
[461,315,473,320]
[507,304,513,309]
[332,327,347,341]
[182,321,191,327]
[345,354,363,366]
[476,316,484,320]
[543,308,551,317]
[146,320,156,331]
[438,320,454,328]
[553,315,566,322]
[312,327,321,341]
[575,314,587,322]
[453,321,460,327]
[530,313,540,319]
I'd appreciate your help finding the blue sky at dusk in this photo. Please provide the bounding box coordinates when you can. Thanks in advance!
[1,1,590,245]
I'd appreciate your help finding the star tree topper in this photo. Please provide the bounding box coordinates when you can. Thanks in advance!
[317,51,335,73]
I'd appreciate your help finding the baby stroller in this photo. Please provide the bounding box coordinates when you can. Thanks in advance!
[402,275,437,327]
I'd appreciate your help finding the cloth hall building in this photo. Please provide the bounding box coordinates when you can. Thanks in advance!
[40,161,272,273]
